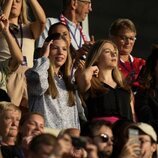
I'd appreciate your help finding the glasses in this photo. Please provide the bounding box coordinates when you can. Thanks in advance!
[139,139,151,145]
[118,35,136,42]
[94,134,114,143]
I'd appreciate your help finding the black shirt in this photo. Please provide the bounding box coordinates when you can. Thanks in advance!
[85,83,132,121]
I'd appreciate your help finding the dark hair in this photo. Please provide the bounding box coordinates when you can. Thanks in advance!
[62,0,71,11]
[29,133,56,153]
[19,112,44,127]
[0,89,11,102]
[138,44,158,95]
[111,120,134,158]
[45,33,64,42]
[88,120,112,137]
[48,22,69,36]
[109,18,136,37]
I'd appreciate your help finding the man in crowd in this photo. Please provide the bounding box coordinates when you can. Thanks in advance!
[89,120,114,158]
[36,0,92,51]
[109,18,145,93]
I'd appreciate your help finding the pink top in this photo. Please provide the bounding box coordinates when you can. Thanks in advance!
[93,116,120,124]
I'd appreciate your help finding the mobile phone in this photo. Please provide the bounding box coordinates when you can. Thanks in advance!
[71,136,87,149]
[128,128,139,138]
[80,55,86,61]
[128,128,141,156]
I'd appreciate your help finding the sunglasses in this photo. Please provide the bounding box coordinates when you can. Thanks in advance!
[45,33,63,42]
[94,133,114,143]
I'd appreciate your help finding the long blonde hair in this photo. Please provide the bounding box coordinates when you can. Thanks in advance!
[85,39,129,96]
[0,0,29,24]
[46,34,75,106]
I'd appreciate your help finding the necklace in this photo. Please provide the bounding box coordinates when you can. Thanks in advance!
[54,71,63,79]
[9,23,23,50]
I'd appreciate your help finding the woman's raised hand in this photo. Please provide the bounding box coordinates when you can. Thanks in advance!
[0,14,9,33]
[41,40,53,58]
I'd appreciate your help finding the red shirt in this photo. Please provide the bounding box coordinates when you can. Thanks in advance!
[119,55,145,88]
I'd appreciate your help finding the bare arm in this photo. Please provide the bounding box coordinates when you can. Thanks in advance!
[29,0,46,39]
[130,92,136,122]
[1,0,13,19]
[0,14,23,64]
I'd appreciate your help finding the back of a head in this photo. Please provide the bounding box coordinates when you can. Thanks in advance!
[45,33,67,43]
[0,89,11,102]
[29,133,57,155]
[109,18,136,37]
[48,22,69,36]
[62,0,71,12]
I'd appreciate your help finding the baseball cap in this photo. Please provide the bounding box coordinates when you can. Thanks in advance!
[132,122,157,142]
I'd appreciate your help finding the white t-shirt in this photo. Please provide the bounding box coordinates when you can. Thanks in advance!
[36,15,90,50]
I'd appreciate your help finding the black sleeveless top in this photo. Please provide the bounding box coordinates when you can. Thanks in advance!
[85,83,133,121]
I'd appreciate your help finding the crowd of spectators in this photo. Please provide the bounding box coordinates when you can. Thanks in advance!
[0,0,158,158]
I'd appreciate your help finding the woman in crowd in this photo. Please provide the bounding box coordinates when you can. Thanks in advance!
[17,112,45,157]
[76,39,134,124]
[26,33,80,129]
[0,112,44,158]
[0,102,21,146]
[135,44,158,134]
[0,0,46,108]
[0,13,23,93]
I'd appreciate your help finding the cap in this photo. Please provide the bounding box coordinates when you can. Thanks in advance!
[133,122,157,142]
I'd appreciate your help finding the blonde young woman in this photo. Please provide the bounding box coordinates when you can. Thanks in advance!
[76,39,134,123]
[26,33,80,129]
[0,0,46,108]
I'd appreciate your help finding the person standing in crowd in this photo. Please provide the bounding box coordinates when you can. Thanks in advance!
[88,120,113,158]
[17,112,45,158]
[26,33,80,129]
[0,102,21,146]
[109,18,145,93]
[0,0,46,108]
[135,44,158,134]
[118,122,157,158]
[36,0,93,60]
[76,39,134,123]
[0,13,23,93]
